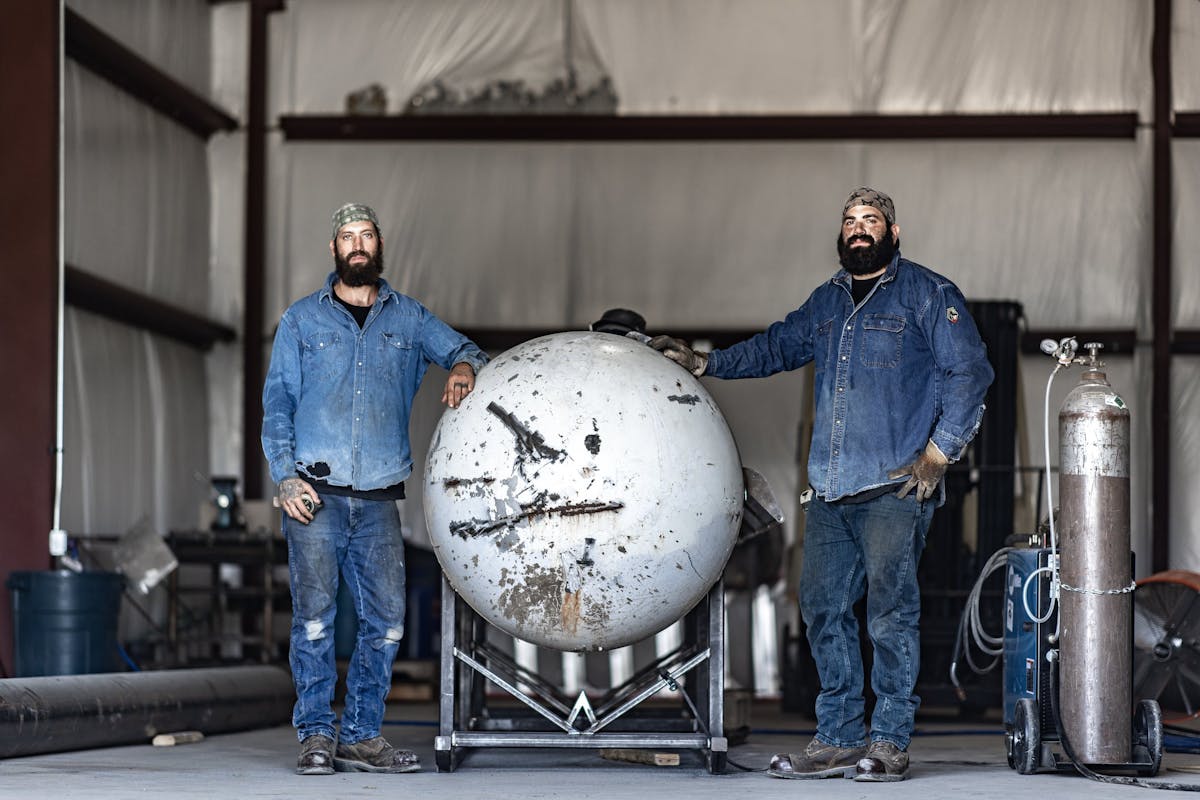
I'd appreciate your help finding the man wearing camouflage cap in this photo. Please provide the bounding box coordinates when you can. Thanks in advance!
[262,202,487,775]
[650,188,993,781]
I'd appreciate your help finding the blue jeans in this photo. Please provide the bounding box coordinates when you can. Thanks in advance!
[801,492,934,750]
[284,495,407,744]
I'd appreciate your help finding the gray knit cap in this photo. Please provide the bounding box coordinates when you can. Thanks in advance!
[331,202,380,240]
[842,187,895,225]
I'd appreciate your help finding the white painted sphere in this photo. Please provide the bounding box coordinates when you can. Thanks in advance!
[424,331,743,652]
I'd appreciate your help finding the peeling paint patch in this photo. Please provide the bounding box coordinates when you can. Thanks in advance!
[667,394,701,405]
[449,500,624,539]
[487,401,564,461]
[561,591,581,635]
[584,434,601,455]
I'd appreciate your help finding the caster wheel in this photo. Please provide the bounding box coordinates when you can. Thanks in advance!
[1013,698,1041,775]
[1134,698,1163,777]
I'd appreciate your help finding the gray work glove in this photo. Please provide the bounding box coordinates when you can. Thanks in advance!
[887,440,950,502]
[648,335,709,377]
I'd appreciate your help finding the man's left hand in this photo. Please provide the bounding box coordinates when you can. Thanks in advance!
[442,362,476,408]
[888,440,949,502]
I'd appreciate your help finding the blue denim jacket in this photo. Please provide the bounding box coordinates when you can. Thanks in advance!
[262,273,488,490]
[706,253,993,502]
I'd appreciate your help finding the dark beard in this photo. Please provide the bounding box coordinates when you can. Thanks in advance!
[334,243,384,287]
[836,231,898,276]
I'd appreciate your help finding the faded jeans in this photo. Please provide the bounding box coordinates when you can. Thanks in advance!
[284,495,406,744]
[801,491,934,750]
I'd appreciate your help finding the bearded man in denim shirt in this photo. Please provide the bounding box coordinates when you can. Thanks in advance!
[651,188,993,782]
[262,203,487,775]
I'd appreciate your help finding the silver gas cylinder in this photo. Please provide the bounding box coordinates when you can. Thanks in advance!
[423,331,743,652]
[1058,342,1132,763]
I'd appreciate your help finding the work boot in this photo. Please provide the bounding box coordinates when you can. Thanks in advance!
[854,739,910,782]
[296,734,335,776]
[768,737,866,779]
[334,736,421,773]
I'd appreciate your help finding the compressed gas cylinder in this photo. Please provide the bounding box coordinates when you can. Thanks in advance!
[1058,345,1131,763]
[423,331,743,652]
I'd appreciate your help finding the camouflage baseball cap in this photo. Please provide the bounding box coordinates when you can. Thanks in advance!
[331,202,380,240]
[842,187,895,225]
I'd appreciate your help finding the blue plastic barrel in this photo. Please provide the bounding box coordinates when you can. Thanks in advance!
[7,570,124,676]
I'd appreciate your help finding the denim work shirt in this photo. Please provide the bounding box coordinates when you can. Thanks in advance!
[262,273,488,491]
[706,253,994,502]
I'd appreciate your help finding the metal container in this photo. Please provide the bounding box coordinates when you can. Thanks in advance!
[423,332,743,652]
[1058,346,1131,763]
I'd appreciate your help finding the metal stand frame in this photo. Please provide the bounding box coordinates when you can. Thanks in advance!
[435,574,727,773]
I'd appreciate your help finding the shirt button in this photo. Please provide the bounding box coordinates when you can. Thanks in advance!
[837,387,844,392]
[846,324,851,330]
[841,355,847,361]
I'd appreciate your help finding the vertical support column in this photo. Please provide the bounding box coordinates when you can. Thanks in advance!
[0,1,58,673]
[1150,0,1172,572]
[242,0,274,500]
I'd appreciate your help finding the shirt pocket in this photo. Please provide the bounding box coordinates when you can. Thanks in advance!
[859,313,905,368]
[301,330,345,379]
[814,318,834,372]
[379,331,415,377]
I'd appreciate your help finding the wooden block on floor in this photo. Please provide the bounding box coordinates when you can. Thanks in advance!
[599,748,680,767]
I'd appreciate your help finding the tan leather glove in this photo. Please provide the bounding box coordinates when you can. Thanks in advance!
[648,335,708,377]
[887,440,950,502]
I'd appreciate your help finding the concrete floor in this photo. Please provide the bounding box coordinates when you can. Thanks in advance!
[4,701,1200,799]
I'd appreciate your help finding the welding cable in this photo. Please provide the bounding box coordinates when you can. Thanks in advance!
[949,546,1013,695]
[1048,653,1200,791]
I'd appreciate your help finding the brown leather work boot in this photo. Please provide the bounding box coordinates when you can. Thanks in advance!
[854,739,910,782]
[768,737,866,779]
[333,736,421,773]
[296,734,335,776]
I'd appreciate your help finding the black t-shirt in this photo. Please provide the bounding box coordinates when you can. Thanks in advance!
[851,273,882,306]
[334,293,371,328]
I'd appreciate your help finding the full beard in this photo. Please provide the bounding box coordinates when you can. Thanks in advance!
[334,245,384,287]
[836,231,898,276]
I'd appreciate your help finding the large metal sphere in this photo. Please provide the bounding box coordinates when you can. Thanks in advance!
[424,332,743,652]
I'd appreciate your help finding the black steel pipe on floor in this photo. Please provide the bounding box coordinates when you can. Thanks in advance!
[0,665,294,758]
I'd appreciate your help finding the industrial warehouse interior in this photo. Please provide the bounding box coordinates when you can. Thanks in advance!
[4,1,1200,797]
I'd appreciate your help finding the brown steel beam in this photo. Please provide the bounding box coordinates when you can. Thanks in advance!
[279,112,1138,142]
[1175,112,1200,137]
[65,7,236,138]
[1151,0,1171,572]
[1175,331,1200,355]
[65,265,235,350]
[0,0,58,676]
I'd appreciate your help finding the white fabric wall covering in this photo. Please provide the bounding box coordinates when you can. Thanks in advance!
[65,62,211,312]
[271,139,1146,329]
[1171,359,1200,571]
[64,4,216,537]
[62,311,211,536]
[268,143,575,327]
[210,2,249,123]
[1176,141,1200,327]
[1176,0,1200,110]
[271,0,595,117]
[67,0,212,95]
[270,0,1150,116]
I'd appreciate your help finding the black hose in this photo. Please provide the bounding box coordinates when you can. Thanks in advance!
[1049,654,1200,791]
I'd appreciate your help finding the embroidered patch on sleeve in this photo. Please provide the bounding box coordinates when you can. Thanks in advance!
[946,306,960,324]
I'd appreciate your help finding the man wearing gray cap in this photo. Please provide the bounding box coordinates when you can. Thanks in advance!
[262,203,487,775]
[650,188,993,781]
